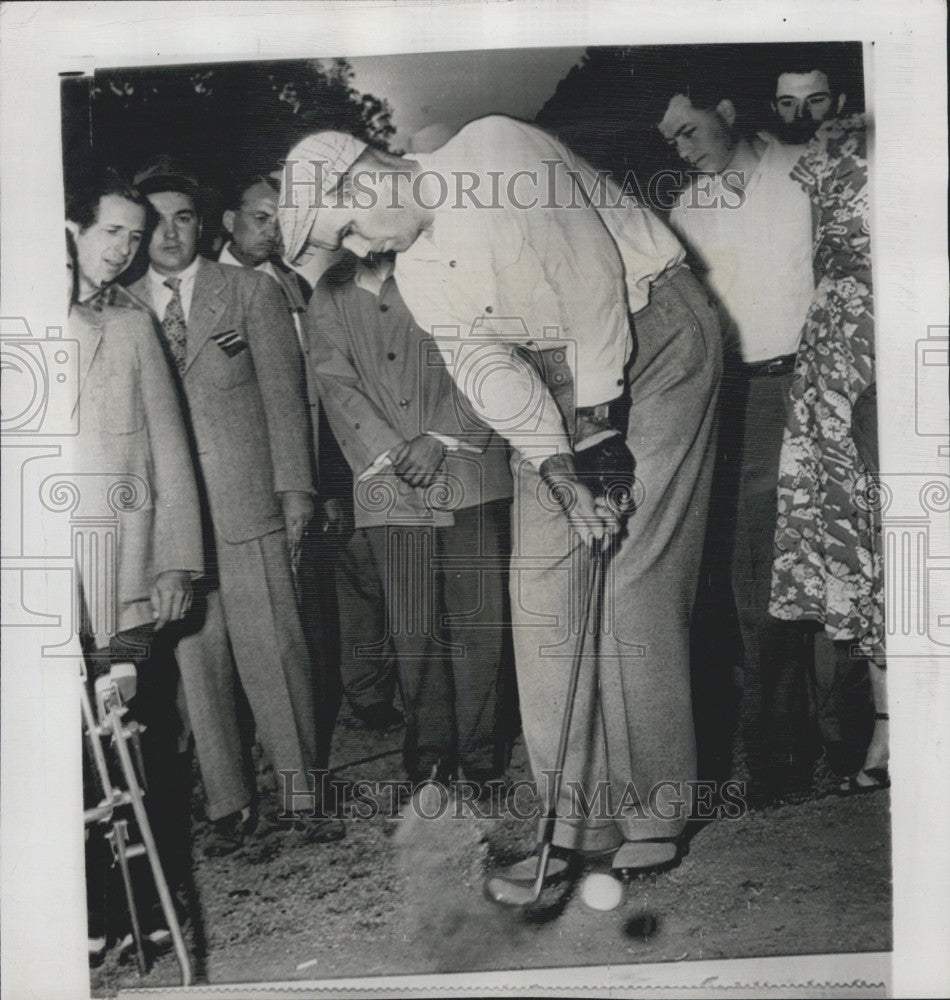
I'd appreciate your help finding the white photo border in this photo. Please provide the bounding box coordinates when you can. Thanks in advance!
[1,2,947,997]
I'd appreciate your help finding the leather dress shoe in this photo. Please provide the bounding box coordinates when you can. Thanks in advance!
[350,704,404,732]
[293,815,346,844]
[611,838,679,872]
[203,809,255,858]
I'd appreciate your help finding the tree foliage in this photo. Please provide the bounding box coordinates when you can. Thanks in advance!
[64,58,394,190]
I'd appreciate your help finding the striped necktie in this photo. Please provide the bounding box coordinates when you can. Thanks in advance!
[162,276,187,373]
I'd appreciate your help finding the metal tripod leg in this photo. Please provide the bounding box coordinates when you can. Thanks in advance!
[111,820,148,974]
[81,671,193,985]
[103,695,193,985]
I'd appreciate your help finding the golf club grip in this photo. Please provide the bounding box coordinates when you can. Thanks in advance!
[545,543,601,825]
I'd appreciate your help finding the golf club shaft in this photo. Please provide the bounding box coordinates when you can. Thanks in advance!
[485,538,604,908]
[536,540,602,857]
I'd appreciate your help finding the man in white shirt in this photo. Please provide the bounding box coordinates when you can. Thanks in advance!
[280,118,722,875]
[659,84,816,802]
[219,174,311,341]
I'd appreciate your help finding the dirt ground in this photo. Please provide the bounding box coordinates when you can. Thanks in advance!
[89,702,891,996]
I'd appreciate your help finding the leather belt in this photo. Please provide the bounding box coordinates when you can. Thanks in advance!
[740,353,797,378]
[650,261,689,291]
[576,397,630,436]
[512,344,630,438]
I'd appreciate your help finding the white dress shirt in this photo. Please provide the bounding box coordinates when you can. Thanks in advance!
[146,255,202,323]
[219,243,306,348]
[220,240,280,281]
[669,136,814,363]
[393,115,685,464]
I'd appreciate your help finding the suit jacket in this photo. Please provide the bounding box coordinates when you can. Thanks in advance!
[217,247,352,503]
[309,262,512,529]
[267,258,313,412]
[130,257,313,543]
[71,302,203,643]
[273,260,354,504]
[217,246,317,439]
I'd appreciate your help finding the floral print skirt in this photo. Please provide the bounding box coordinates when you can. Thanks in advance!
[769,273,883,650]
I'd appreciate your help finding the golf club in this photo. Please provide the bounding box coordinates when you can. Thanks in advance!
[485,537,603,907]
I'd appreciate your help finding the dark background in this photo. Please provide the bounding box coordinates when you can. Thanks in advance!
[61,41,864,220]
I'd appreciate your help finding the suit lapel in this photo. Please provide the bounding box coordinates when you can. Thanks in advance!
[184,258,228,373]
[70,304,103,415]
[129,273,152,306]
[271,263,308,312]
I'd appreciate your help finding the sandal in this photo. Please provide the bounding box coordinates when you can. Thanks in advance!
[838,713,889,796]
[837,767,890,795]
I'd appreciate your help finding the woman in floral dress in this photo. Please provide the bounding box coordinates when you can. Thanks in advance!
[769,113,887,792]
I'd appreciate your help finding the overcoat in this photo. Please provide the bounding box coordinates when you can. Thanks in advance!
[70,302,203,644]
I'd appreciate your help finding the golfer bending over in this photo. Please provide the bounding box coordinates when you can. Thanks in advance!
[279,116,721,876]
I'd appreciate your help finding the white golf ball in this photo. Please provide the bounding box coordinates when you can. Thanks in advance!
[580,872,623,911]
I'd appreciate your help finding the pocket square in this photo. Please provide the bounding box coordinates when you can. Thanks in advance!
[212,329,247,357]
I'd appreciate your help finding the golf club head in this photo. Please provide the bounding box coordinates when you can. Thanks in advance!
[483,873,542,908]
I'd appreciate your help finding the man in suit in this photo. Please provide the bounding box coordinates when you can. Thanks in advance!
[130,160,344,851]
[310,253,513,786]
[220,172,400,738]
[66,169,150,309]
[66,169,203,961]
[67,178,202,648]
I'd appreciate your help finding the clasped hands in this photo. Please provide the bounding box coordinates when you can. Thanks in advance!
[390,434,446,489]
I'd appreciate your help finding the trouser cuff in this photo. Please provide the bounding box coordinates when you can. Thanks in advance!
[552,819,624,853]
[205,791,251,823]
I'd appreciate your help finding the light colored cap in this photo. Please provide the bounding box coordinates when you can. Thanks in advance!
[405,123,456,154]
[278,131,367,265]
